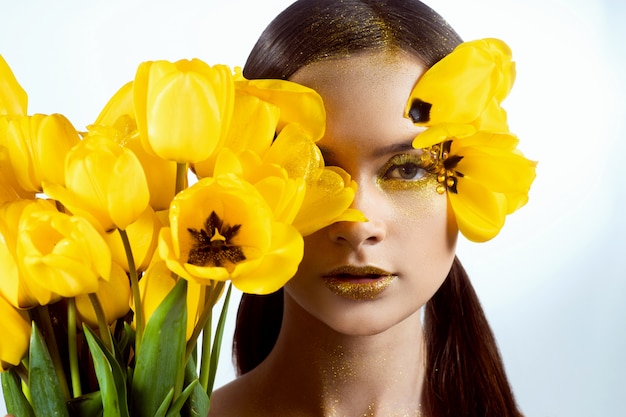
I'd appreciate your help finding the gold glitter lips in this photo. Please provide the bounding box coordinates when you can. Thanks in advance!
[323,265,397,301]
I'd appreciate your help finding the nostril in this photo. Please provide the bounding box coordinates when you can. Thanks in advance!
[327,219,386,249]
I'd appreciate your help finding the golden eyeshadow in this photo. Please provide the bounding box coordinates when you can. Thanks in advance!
[378,172,439,192]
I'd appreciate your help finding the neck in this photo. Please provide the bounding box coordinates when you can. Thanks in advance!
[255,293,425,416]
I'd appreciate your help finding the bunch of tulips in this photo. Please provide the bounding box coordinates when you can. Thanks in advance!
[0,55,363,417]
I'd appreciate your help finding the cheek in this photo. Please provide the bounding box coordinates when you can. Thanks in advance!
[386,179,458,267]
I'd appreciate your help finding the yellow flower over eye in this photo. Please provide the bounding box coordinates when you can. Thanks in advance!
[0,54,27,116]
[0,295,30,371]
[158,174,303,294]
[134,59,235,163]
[405,38,515,132]
[406,38,536,242]
[416,132,536,242]
[43,134,150,232]
[262,125,365,235]
[4,113,80,193]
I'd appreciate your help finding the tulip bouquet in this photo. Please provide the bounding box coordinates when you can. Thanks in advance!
[0,54,363,417]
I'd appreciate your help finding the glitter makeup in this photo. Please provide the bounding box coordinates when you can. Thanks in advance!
[323,265,397,300]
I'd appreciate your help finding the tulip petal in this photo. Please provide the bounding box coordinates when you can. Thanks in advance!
[0,296,30,370]
[0,55,27,116]
[448,177,507,242]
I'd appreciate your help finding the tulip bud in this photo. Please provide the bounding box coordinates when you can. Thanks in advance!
[43,135,150,231]
[134,59,234,163]
[4,113,80,192]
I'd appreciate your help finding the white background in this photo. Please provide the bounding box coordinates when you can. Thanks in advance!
[1,0,625,416]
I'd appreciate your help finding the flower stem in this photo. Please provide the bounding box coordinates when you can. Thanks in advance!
[176,162,187,194]
[67,298,82,397]
[88,293,113,352]
[118,228,143,354]
[185,281,224,360]
[198,299,212,391]
[33,305,70,401]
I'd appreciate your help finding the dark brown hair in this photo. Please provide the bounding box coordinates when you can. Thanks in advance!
[234,1,522,416]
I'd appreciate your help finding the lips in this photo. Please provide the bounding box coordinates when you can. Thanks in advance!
[322,265,397,300]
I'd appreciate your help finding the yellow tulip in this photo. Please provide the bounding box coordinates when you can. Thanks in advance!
[262,125,366,235]
[75,262,131,327]
[135,261,220,340]
[43,134,150,231]
[134,59,234,163]
[90,81,179,210]
[193,92,278,179]
[0,199,59,308]
[0,54,27,116]
[234,75,326,142]
[405,38,514,131]
[0,295,31,371]
[0,175,20,205]
[104,206,162,272]
[16,203,112,299]
[4,113,80,192]
[158,173,303,294]
[417,133,536,242]
[0,117,36,200]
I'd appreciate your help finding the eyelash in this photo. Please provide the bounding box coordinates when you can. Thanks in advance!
[380,153,430,182]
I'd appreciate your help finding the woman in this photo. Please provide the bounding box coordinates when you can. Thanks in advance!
[210,0,533,416]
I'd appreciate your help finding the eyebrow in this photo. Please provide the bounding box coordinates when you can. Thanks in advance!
[318,140,416,160]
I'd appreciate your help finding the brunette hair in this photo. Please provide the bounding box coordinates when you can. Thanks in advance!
[234,1,522,416]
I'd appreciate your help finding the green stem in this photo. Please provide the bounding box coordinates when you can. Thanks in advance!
[175,162,187,194]
[33,305,70,400]
[118,228,143,354]
[198,299,212,391]
[184,282,224,360]
[88,293,113,352]
[67,298,82,397]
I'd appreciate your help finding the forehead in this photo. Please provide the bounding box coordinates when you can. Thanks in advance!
[290,51,426,150]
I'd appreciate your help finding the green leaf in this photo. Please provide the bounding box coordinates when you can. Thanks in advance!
[207,283,232,397]
[1,368,35,417]
[182,358,209,417]
[83,325,130,417]
[130,278,188,417]
[166,379,198,417]
[153,388,174,417]
[28,322,70,417]
[67,391,104,417]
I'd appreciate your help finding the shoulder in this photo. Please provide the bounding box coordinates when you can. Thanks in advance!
[208,373,265,417]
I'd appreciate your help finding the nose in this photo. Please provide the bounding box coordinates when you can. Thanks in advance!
[326,184,386,249]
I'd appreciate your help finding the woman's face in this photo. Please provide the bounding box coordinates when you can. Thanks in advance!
[286,51,458,336]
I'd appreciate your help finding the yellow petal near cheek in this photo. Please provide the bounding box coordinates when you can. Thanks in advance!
[448,178,507,242]
[231,222,303,295]
[293,167,363,236]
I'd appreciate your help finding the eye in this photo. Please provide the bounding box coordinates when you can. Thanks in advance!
[381,154,428,181]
